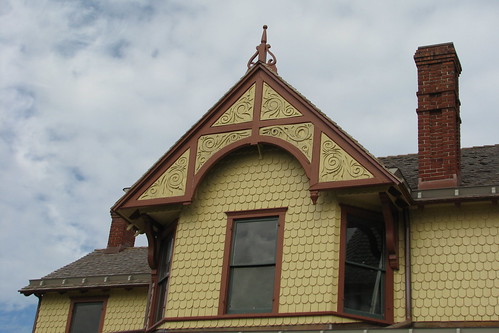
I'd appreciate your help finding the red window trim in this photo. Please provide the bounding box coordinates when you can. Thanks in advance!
[65,296,108,333]
[218,207,287,316]
[337,204,394,323]
[148,222,177,327]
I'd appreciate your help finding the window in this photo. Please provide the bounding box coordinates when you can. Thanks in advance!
[220,208,286,315]
[340,206,386,319]
[152,228,176,323]
[67,299,106,333]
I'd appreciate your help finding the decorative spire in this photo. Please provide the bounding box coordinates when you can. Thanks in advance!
[247,25,278,73]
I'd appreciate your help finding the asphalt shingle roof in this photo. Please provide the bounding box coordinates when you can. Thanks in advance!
[43,247,149,279]
[20,247,150,295]
[379,145,499,191]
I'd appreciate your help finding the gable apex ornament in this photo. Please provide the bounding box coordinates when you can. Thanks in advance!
[247,25,278,73]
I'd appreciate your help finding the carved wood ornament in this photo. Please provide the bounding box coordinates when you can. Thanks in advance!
[112,26,402,222]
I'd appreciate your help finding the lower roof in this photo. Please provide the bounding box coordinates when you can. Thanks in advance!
[19,247,150,295]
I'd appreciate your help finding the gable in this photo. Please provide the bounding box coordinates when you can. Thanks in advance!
[113,63,399,221]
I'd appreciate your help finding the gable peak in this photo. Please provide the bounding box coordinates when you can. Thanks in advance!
[247,25,278,73]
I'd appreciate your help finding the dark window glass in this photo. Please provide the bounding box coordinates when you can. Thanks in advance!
[69,302,103,333]
[228,266,275,313]
[154,231,175,322]
[227,217,278,314]
[344,214,385,318]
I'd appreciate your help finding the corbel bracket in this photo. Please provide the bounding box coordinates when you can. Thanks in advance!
[380,192,399,270]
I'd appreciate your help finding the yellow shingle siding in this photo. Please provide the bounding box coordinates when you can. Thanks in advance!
[102,288,148,333]
[411,203,499,321]
[34,288,149,333]
[393,224,407,322]
[163,146,345,329]
[160,314,356,330]
[34,293,70,333]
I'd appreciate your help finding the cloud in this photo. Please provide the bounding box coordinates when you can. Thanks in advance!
[1,1,498,331]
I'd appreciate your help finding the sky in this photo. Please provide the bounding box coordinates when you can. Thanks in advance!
[1,1,498,332]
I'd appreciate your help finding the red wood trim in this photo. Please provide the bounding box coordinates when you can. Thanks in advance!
[252,73,264,134]
[143,221,157,270]
[147,222,178,327]
[217,213,234,315]
[310,178,393,191]
[155,310,392,325]
[192,138,313,199]
[273,209,286,314]
[65,296,108,333]
[218,208,287,316]
[385,256,395,323]
[379,192,399,270]
[337,206,348,315]
[147,271,159,327]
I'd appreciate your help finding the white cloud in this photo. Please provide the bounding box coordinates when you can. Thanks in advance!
[1,0,498,330]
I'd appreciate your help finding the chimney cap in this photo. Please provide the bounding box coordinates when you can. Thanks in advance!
[414,42,462,73]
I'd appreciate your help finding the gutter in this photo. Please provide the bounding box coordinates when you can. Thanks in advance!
[413,185,498,204]
[19,273,151,296]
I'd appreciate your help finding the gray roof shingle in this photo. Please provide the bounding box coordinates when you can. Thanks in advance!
[20,247,150,295]
[379,145,499,191]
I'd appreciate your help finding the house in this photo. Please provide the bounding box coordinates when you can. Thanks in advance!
[20,26,499,333]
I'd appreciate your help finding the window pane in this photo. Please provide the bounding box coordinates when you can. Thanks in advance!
[346,216,384,269]
[231,217,277,266]
[69,302,103,333]
[344,264,384,317]
[158,233,174,281]
[227,266,275,314]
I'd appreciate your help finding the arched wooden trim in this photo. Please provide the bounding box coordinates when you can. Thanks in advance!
[190,136,313,201]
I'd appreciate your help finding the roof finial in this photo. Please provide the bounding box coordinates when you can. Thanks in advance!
[261,24,268,44]
[247,25,277,73]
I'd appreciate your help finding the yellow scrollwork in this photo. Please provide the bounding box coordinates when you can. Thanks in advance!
[195,130,252,173]
[319,133,373,182]
[139,149,190,200]
[260,123,314,162]
[212,85,255,126]
[261,83,302,120]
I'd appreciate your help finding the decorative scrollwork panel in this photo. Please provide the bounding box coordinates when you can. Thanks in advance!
[260,123,314,162]
[261,83,302,120]
[319,133,373,182]
[212,84,255,126]
[196,130,252,173]
[139,149,190,200]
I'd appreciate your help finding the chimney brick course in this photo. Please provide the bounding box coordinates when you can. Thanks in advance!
[414,43,462,189]
[107,211,135,249]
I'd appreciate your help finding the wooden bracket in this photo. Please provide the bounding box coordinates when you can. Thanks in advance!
[380,192,399,270]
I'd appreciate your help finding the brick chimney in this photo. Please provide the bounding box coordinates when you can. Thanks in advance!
[414,43,462,190]
[107,211,135,249]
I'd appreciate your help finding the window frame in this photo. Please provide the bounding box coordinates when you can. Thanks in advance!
[65,297,107,333]
[218,208,287,316]
[338,205,394,322]
[149,223,177,325]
